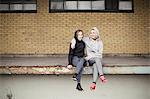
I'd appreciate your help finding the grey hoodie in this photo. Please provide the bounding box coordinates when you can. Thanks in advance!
[83,27,103,60]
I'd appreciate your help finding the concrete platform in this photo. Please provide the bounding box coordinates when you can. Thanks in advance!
[0,56,150,74]
[0,75,150,99]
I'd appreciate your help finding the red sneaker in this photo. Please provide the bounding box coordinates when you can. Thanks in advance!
[90,83,96,90]
[100,75,108,83]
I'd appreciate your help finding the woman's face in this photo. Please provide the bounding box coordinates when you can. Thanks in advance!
[77,31,83,41]
[89,30,97,39]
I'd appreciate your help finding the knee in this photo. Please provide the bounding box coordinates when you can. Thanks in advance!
[88,60,95,66]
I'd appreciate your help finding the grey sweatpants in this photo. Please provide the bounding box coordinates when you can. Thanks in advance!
[72,56,84,83]
[89,57,103,83]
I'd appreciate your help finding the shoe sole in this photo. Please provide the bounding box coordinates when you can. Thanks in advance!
[72,78,77,81]
[76,88,84,91]
[90,87,96,90]
[101,79,108,83]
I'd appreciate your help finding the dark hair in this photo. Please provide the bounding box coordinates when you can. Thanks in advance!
[74,29,83,40]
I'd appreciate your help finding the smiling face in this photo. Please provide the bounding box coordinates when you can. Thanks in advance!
[89,29,97,40]
[77,31,83,41]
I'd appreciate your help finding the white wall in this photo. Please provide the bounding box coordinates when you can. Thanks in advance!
[0,75,149,99]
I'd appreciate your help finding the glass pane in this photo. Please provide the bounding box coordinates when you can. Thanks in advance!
[24,4,36,10]
[24,0,36,3]
[10,4,23,10]
[51,0,63,10]
[105,0,118,10]
[64,1,77,10]
[119,1,132,10]
[0,4,9,10]
[78,1,91,10]
[105,0,112,10]
[10,0,23,3]
[92,0,105,10]
[0,0,10,3]
[0,0,36,3]
[112,0,118,10]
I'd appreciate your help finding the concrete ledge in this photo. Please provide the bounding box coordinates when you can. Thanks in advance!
[0,65,150,75]
[0,53,149,57]
[0,66,74,75]
[0,56,149,74]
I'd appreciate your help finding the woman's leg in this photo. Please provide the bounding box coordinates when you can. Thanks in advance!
[72,56,78,67]
[72,56,79,81]
[93,63,98,83]
[90,63,98,90]
[94,57,107,83]
[76,58,84,83]
[72,57,84,91]
[88,59,98,82]
[94,58,103,75]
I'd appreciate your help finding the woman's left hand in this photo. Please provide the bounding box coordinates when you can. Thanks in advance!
[67,65,73,69]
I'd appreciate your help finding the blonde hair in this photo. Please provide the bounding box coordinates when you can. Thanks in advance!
[90,27,101,40]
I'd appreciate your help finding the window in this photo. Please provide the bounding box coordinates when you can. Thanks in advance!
[51,0,63,10]
[64,1,77,10]
[78,1,91,10]
[92,0,105,10]
[105,0,119,11]
[0,4,9,11]
[49,0,133,12]
[0,0,37,13]
[50,0,105,12]
[119,0,132,10]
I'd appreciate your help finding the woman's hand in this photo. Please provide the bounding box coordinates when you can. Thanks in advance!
[67,65,73,69]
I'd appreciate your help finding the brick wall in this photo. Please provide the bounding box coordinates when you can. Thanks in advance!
[148,0,150,53]
[0,0,149,55]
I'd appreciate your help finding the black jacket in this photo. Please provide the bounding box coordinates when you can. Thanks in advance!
[68,39,85,65]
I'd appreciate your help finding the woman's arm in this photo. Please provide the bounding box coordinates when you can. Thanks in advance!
[83,37,98,53]
[99,41,103,54]
[68,43,74,65]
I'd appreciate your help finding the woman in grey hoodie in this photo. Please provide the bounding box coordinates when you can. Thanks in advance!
[83,27,107,90]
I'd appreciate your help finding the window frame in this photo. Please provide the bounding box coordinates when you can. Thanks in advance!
[49,0,134,13]
[0,0,37,13]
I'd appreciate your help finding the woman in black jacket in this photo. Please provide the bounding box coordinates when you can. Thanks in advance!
[67,29,85,91]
